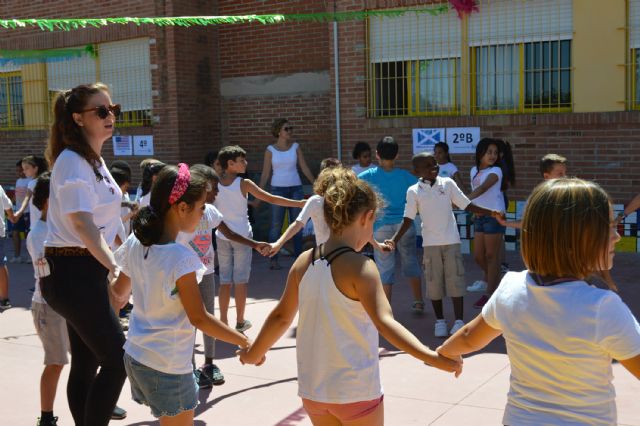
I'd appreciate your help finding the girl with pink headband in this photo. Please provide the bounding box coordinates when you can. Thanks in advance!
[110,163,251,425]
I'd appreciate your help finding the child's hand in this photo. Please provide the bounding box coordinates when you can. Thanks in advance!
[382,239,396,251]
[493,211,507,226]
[297,200,307,208]
[236,347,266,366]
[425,349,463,378]
[268,242,282,258]
[108,284,128,311]
[254,242,271,257]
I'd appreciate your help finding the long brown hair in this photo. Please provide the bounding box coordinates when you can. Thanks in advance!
[46,82,110,168]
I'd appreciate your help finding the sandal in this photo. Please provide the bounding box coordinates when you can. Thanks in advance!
[411,300,425,314]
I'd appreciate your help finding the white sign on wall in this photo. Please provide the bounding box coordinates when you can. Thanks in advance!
[112,135,132,156]
[133,135,154,156]
[445,127,481,154]
[412,128,445,154]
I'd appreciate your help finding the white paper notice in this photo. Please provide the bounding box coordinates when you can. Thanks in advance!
[133,135,154,156]
[112,135,132,156]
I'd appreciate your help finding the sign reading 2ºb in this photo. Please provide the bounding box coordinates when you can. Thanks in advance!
[445,127,480,154]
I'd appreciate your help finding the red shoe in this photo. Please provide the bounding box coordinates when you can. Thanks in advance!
[473,294,489,309]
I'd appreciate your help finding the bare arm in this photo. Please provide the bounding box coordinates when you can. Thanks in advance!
[386,217,414,249]
[109,272,132,310]
[258,149,273,189]
[624,193,640,217]
[269,220,305,257]
[14,190,33,217]
[619,353,640,379]
[217,221,267,251]
[239,250,309,364]
[243,179,306,208]
[465,203,504,220]
[353,257,461,374]
[4,208,17,223]
[437,314,502,358]
[296,146,315,184]
[177,271,250,348]
[68,211,117,274]
[467,173,499,200]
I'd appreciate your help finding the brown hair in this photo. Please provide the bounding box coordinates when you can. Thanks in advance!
[217,145,247,171]
[313,166,355,197]
[46,82,110,168]
[271,118,288,138]
[521,178,612,279]
[539,153,567,176]
[323,172,382,234]
[319,157,341,171]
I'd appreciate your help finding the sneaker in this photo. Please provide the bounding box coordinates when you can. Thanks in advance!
[500,263,510,273]
[236,320,252,333]
[195,367,213,389]
[450,320,465,335]
[201,363,225,386]
[411,300,425,314]
[0,299,12,310]
[434,319,448,337]
[473,295,489,309]
[466,280,488,292]
[111,406,127,420]
[37,416,58,426]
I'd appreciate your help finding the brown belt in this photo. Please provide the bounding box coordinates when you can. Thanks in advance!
[45,247,92,257]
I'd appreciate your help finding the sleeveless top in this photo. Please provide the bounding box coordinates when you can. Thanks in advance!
[214,177,251,241]
[296,245,383,403]
[268,142,302,187]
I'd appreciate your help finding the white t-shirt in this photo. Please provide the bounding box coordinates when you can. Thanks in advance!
[268,142,302,187]
[27,178,41,225]
[470,166,504,211]
[177,204,223,276]
[296,195,330,245]
[351,164,374,175]
[14,177,31,213]
[482,270,640,426]
[214,177,251,241]
[45,150,122,248]
[437,162,458,179]
[115,234,206,375]
[0,185,13,238]
[138,192,150,208]
[404,177,470,246]
[27,219,48,304]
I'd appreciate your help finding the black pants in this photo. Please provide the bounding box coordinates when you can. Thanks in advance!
[41,254,126,426]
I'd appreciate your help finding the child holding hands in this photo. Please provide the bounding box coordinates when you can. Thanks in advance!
[239,172,460,425]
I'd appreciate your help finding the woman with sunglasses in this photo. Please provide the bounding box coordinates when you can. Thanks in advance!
[258,118,315,269]
[41,83,126,426]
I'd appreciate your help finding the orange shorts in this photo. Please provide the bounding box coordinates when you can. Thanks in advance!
[301,395,383,421]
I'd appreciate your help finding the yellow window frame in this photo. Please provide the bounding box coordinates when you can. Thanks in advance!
[471,43,572,115]
[0,71,24,130]
[631,48,639,110]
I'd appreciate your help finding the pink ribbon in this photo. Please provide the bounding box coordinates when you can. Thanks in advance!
[169,163,190,204]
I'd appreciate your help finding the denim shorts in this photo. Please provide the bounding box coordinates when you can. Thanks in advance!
[373,223,421,285]
[217,237,252,284]
[474,216,506,235]
[124,353,198,418]
[8,214,29,232]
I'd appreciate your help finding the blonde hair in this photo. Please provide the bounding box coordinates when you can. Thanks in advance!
[521,178,611,279]
[323,171,381,234]
[313,166,352,197]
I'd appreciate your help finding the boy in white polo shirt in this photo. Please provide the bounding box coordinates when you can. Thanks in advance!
[387,152,504,337]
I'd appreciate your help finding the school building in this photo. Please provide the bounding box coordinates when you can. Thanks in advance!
[1,0,639,249]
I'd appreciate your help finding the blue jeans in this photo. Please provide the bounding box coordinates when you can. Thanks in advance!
[269,185,304,260]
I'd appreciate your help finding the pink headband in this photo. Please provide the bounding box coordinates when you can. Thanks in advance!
[169,163,190,205]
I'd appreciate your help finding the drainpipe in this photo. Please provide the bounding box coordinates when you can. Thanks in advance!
[333,20,342,161]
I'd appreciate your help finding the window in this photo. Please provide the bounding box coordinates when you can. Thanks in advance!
[368,7,461,117]
[629,0,640,109]
[470,0,573,114]
[0,71,24,129]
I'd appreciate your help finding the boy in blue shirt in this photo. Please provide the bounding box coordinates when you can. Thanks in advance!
[358,136,423,310]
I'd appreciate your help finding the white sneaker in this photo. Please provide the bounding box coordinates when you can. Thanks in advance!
[450,320,465,335]
[466,280,488,292]
[434,319,448,337]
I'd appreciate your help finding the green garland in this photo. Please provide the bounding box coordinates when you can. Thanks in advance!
[0,6,449,32]
[0,44,96,61]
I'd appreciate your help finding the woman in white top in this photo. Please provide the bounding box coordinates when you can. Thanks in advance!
[239,177,460,425]
[438,178,640,426]
[259,118,315,269]
[467,138,506,309]
[40,83,126,426]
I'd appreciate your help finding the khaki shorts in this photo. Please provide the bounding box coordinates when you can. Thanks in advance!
[31,301,70,365]
[422,244,466,300]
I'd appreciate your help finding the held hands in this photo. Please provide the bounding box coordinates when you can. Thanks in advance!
[268,242,282,258]
[236,345,266,366]
[435,346,463,378]
[254,242,272,257]
[492,210,507,226]
[382,239,396,252]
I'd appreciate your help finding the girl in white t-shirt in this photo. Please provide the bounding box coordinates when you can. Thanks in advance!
[438,178,640,426]
[15,155,49,230]
[351,141,375,175]
[239,177,460,425]
[468,138,506,308]
[111,164,250,425]
[434,142,465,191]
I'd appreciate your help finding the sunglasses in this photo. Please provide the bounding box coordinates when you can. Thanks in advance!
[282,126,294,132]
[80,104,121,119]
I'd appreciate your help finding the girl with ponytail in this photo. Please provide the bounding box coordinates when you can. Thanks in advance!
[110,164,250,424]
[41,83,126,426]
[239,177,461,425]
